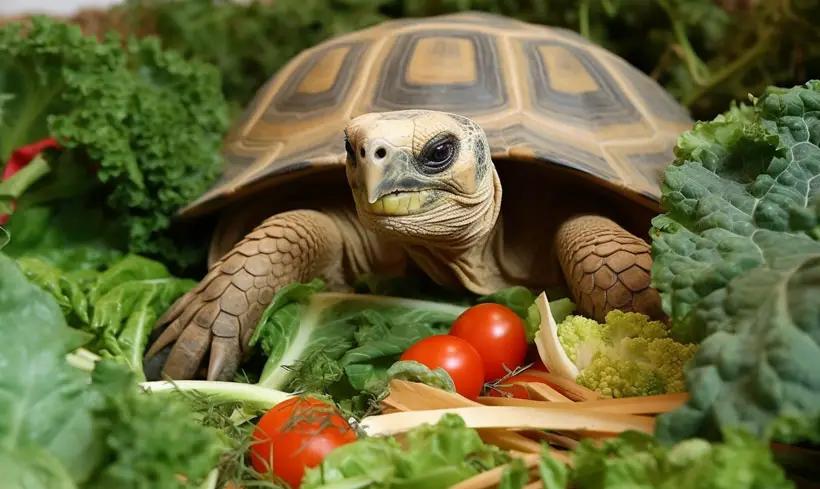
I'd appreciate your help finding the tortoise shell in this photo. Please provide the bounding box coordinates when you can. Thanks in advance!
[180,11,692,218]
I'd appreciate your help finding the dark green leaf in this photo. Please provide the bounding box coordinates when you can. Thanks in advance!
[651,82,820,444]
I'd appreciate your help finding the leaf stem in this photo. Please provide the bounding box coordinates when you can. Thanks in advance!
[578,0,591,38]
[0,154,51,199]
[142,380,293,410]
[681,29,774,107]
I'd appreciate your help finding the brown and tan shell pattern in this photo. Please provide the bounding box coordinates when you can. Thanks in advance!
[180,11,693,218]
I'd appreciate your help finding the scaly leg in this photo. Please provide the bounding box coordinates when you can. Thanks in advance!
[555,215,664,322]
[146,209,351,381]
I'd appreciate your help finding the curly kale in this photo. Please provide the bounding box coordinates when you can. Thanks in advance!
[0,17,230,269]
[650,80,820,444]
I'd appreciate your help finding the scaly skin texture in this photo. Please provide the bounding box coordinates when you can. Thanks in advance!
[149,210,353,380]
[145,110,664,381]
[555,215,663,321]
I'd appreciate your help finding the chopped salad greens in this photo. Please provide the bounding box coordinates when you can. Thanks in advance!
[498,428,795,489]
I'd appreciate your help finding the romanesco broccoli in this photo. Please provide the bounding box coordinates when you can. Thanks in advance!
[557,310,697,398]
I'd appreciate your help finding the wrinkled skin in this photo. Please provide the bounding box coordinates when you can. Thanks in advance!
[145,110,663,381]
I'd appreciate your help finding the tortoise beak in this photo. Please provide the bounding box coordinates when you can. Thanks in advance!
[363,163,384,204]
[358,137,399,204]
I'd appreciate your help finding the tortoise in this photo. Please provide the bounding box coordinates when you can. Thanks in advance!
[144,11,693,382]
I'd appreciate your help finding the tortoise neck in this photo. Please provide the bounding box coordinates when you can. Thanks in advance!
[440,164,502,252]
[398,167,504,293]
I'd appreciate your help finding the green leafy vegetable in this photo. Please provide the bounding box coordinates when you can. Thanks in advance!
[17,254,195,380]
[0,251,103,484]
[384,361,456,393]
[498,458,530,489]
[500,428,793,489]
[85,361,225,489]
[251,279,579,415]
[301,413,510,489]
[248,280,464,413]
[650,80,820,444]
[0,16,230,269]
[0,251,225,488]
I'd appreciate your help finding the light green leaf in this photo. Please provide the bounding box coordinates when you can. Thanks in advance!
[17,257,90,324]
[0,252,104,484]
[0,447,78,489]
[302,414,509,489]
[498,458,530,489]
[386,360,456,393]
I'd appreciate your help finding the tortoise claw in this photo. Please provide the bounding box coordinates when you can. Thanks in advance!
[145,318,185,359]
[208,335,242,381]
[160,322,213,380]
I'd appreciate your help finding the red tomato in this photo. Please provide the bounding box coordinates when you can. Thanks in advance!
[487,374,551,399]
[249,396,358,488]
[449,303,528,382]
[400,335,485,400]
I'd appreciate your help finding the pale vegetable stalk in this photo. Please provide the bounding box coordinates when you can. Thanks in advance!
[533,292,579,379]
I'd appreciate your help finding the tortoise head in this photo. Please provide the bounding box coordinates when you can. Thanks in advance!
[343,110,502,248]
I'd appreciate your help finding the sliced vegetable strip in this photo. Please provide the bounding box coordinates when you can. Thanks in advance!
[359,405,655,437]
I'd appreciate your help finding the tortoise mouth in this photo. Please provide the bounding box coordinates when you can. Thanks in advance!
[362,190,430,216]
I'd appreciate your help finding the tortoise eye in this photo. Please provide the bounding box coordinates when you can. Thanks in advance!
[430,143,454,164]
[419,134,458,174]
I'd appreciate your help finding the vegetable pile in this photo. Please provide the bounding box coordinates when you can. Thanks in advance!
[1,14,819,489]
[0,252,224,489]
[0,17,231,271]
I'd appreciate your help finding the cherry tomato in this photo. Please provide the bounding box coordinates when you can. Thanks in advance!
[249,396,357,488]
[400,335,485,400]
[449,303,528,382]
[487,374,551,399]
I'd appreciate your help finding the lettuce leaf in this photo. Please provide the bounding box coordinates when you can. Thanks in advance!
[249,280,464,407]
[0,251,104,484]
[0,251,223,488]
[527,428,793,489]
[17,254,195,380]
[650,81,820,444]
[301,413,510,489]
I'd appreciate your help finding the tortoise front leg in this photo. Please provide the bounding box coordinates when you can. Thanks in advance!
[555,215,664,322]
[145,209,403,381]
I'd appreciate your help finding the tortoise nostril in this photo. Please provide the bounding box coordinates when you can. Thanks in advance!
[359,147,366,158]
[375,147,387,159]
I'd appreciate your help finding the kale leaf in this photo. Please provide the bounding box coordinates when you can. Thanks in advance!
[0,17,231,269]
[650,81,820,444]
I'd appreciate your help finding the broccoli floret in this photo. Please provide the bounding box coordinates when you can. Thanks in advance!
[601,310,668,341]
[577,356,667,398]
[556,315,604,367]
[556,311,697,398]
